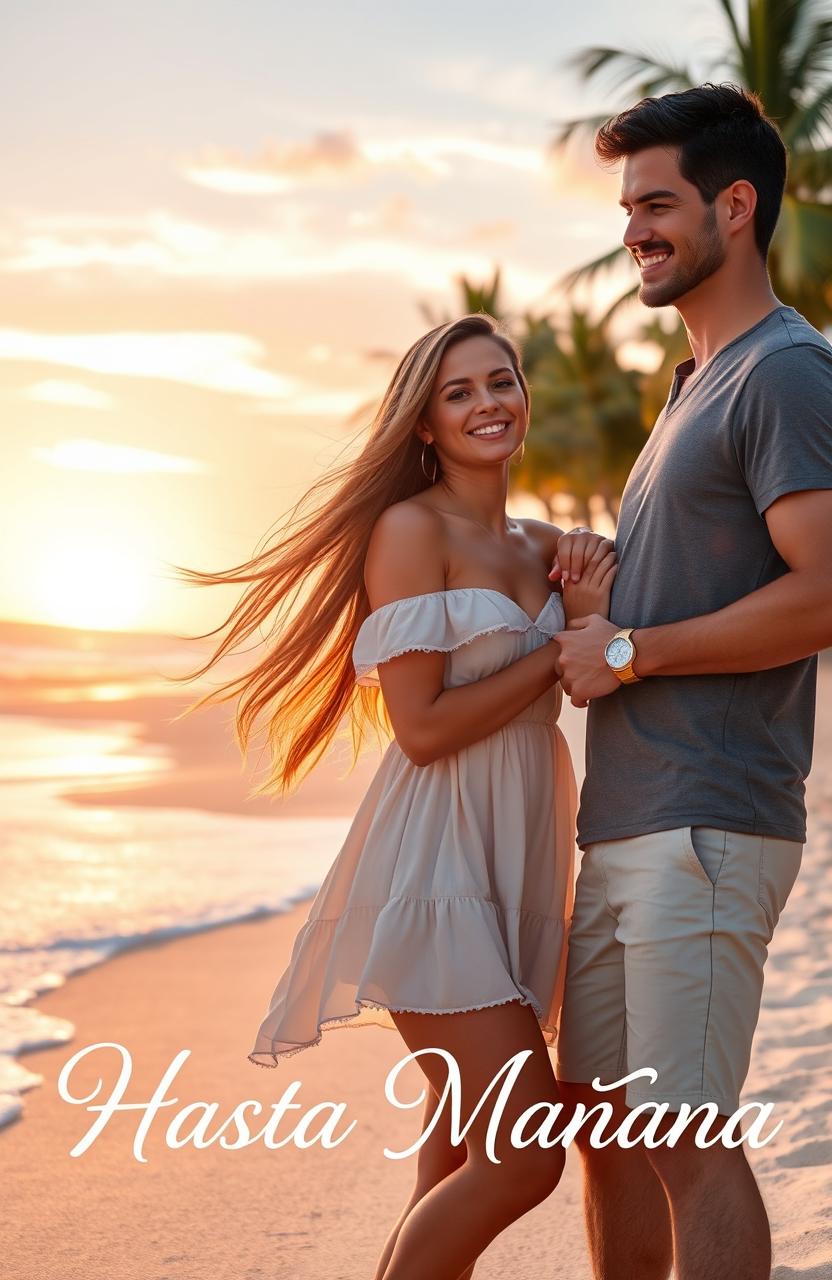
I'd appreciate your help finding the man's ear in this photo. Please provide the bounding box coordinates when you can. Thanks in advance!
[724,179,757,237]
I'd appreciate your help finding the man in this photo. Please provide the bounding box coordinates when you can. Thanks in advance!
[553,84,832,1280]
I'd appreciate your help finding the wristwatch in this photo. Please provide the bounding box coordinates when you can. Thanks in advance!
[604,628,641,685]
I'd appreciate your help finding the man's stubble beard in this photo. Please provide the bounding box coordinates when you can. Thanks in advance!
[639,204,726,309]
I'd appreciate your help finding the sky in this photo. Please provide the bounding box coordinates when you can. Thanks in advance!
[2,0,724,634]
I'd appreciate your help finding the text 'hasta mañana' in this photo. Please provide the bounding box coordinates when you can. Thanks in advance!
[57,1042,783,1163]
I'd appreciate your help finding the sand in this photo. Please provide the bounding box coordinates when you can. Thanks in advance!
[4,813,832,1280]
[0,903,593,1280]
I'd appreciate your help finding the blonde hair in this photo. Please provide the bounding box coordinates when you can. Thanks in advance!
[168,314,529,794]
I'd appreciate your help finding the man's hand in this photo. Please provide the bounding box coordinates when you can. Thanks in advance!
[550,528,615,585]
[557,615,621,708]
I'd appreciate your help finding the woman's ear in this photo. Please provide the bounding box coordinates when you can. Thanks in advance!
[415,419,434,445]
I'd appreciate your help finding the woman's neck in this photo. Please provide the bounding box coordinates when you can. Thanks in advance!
[431,470,512,537]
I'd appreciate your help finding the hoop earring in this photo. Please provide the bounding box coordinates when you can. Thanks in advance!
[512,441,526,466]
[420,440,438,484]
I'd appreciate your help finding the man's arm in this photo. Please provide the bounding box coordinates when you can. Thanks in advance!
[557,488,832,705]
[634,488,832,675]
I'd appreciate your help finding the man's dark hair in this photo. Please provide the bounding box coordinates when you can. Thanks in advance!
[595,83,787,260]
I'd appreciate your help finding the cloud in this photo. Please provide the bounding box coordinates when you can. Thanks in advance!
[0,329,295,398]
[32,438,209,474]
[0,212,551,302]
[24,379,115,410]
[184,132,362,194]
[360,135,547,177]
[0,328,367,418]
[180,128,549,194]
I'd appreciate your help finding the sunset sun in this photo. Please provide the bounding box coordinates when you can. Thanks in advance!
[31,535,153,632]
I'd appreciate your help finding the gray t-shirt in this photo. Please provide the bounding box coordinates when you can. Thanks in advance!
[578,305,832,849]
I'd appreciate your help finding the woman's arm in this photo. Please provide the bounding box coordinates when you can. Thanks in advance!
[364,504,561,766]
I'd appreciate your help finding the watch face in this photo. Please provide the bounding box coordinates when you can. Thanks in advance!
[606,636,634,670]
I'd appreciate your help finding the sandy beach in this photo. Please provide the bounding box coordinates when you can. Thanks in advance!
[5,821,832,1280]
[2,626,831,1279]
[1,902,593,1280]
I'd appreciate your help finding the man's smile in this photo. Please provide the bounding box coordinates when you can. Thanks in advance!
[634,248,673,274]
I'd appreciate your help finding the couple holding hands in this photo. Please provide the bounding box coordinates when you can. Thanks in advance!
[186,83,832,1280]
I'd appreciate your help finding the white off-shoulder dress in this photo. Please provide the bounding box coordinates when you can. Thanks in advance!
[248,587,577,1066]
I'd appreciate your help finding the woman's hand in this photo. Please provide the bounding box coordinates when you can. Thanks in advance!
[561,548,618,622]
[549,528,615,586]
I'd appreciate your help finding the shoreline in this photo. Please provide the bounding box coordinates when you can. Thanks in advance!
[1,895,591,1280]
[0,860,337,1133]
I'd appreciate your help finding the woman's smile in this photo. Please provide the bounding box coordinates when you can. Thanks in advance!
[468,420,512,439]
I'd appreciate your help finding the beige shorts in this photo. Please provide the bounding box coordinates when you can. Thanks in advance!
[556,826,803,1115]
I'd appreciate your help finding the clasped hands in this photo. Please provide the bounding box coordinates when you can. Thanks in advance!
[550,528,621,709]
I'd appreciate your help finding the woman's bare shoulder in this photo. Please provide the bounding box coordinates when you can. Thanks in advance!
[370,496,445,539]
[364,499,447,609]
[516,517,565,594]
[517,517,564,556]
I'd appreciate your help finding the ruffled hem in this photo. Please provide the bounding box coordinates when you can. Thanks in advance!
[247,895,568,1067]
[248,991,555,1068]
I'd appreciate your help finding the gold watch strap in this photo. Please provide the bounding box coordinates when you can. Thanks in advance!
[610,627,641,684]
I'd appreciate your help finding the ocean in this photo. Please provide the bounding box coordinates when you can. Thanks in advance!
[0,619,359,1128]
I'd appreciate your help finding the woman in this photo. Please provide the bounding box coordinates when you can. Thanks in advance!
[173,314,616,1279]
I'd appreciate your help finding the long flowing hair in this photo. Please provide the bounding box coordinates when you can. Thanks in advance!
[168,313,529,794]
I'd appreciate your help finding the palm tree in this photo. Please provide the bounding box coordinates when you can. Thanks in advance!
[516,307,646,525]
[418,268,506,328]
[554,0,832,329]
[413,274,646,524]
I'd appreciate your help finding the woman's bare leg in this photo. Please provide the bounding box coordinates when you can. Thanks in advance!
[379,1001,565,1280]
[373,1085,475,1280]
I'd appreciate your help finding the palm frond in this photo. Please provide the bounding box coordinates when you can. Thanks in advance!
[599,283,643,325]
[458,267,503,319]
[713,0,746,60]
[567,47,693,97]
[784,82,832,151]
[552,48,694,152]
[557,243,632,293]
[782,11,832,96]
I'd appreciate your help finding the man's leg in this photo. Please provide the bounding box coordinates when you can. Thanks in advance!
[556,845,672,1279]
[603,826,803,1280]
[646,1128,770,1280]
[557,1080,673,1280]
